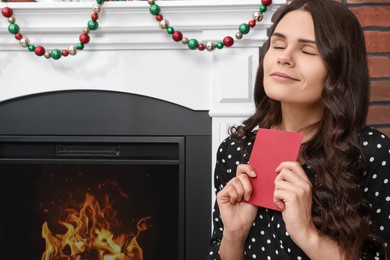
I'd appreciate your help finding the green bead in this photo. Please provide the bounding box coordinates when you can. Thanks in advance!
[167,27,174,34]
[260,5,267,13]
[51,49,62,60]
[149,4,161,16]
[8,23,20,34]
[28,45,35,52]
[239,23,250,34]
[96,0,104,4]
[77,43,84,50]
[216,42,224,49]
[187,39,199,50]
[87,20,99,31]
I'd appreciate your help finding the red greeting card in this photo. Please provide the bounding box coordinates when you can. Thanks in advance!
[247,128,304,211]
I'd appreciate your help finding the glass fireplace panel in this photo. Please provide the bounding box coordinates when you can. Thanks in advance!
[0,138,185,260]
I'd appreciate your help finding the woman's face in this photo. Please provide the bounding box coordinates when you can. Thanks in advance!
[263,10,328,107]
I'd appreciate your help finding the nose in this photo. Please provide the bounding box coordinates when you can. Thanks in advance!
[277,52,295,67]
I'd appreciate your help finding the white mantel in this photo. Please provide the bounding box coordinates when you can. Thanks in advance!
[0,0,284,176]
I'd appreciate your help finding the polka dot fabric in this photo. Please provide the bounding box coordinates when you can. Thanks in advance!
[208,128,390,259]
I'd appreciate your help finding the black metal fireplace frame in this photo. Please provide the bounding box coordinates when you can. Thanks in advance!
[0,90,212,260]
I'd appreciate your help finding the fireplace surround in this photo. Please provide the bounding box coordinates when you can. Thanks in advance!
[0,1,284,259]
[0,90,212,260]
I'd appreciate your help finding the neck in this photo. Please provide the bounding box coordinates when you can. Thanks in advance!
[273,102,324,142]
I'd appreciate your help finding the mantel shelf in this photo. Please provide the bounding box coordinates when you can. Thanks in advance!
[0,0,284,50]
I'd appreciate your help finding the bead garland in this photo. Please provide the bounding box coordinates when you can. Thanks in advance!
[1,0,272,59]
[1,0,104,59]
[147,0,272,51]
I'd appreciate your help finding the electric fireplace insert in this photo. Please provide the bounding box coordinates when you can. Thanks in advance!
[0,90,212,260]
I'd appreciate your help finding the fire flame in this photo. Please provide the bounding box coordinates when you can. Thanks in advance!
[41,192,150,260]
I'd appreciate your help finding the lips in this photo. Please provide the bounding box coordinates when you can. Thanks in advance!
[270,72,300,81]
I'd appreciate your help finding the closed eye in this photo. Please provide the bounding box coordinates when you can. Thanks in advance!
[302,50,316,55]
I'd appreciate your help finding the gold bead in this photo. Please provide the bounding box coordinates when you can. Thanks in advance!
[160,19,169,29]
[8,16,15,23]
[93,3,102,13]
[147,0,155,5]
[206,42,215,52]
[181,37,188,44]
[69,46,77,56]
[44,51,51,59]
[253,11,264,22]
[235,32,243,40]
[19,38,30,48]
[83,27,90,34]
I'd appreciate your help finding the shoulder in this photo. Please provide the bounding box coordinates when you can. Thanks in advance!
[216,133,255,164]
[361,128,390,193]
[361,128,390,163]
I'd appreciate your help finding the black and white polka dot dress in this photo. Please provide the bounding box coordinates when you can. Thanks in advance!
[208,128,390,260]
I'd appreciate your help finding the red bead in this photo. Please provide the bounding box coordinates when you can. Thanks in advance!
[15,33,23,40]
[223,36,234,48]
[62,50,69,57]
[198,43,206,51]
[34,46,45,56]
[248,20,256,28]
[172,31,183,42]
[91,13,99,21]
[2,7,13,18]
[79,33,90,44]
[261,0,272,6]
[156,14,163,22]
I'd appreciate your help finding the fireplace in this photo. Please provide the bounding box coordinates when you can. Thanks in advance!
[0,90,212,260]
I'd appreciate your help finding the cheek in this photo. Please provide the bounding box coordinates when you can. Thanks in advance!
[301,60,328,88]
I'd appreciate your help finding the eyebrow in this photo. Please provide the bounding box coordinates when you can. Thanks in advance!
[271,32,317,45]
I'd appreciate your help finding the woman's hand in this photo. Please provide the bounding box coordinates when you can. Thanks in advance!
[273,161,344,260]
[217,164,258,241]
[273,161,316,244]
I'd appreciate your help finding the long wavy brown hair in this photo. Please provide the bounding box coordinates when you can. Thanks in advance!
[231,0,388,259]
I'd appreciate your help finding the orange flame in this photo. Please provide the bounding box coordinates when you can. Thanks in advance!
[41,192,150,260]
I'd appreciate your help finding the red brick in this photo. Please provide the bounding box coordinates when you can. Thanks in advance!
[370,81,390,102]
[367,105,390,125]
[350,6,390,27]
[368,56,390,78]
[365,31,390,53]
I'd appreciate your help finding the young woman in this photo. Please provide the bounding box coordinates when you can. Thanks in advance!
[208,0,390,259]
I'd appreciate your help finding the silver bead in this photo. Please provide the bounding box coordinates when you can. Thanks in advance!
[83,27,90,34]
[253,11,264,22]
[69,46,77,56]
[147,0,155,5]
[206,42,215,52]
[160,19,169,29]
[235,32,243,40]
[8,16,15,23]
[19,38,30,48]
[44,51,51,59]
[93,3,102,13]
[181,37,188,44]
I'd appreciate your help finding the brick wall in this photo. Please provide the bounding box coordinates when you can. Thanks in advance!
[341,0,390,137]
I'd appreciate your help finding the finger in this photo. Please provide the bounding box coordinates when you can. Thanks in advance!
[236,174,254,201]
[237,163,256,178]
[273,189,286,211]
[275,162,311,185]
[275,169,312,197]
[229,176,247,202]
[217,183,241,204]
[274,174,297,191]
